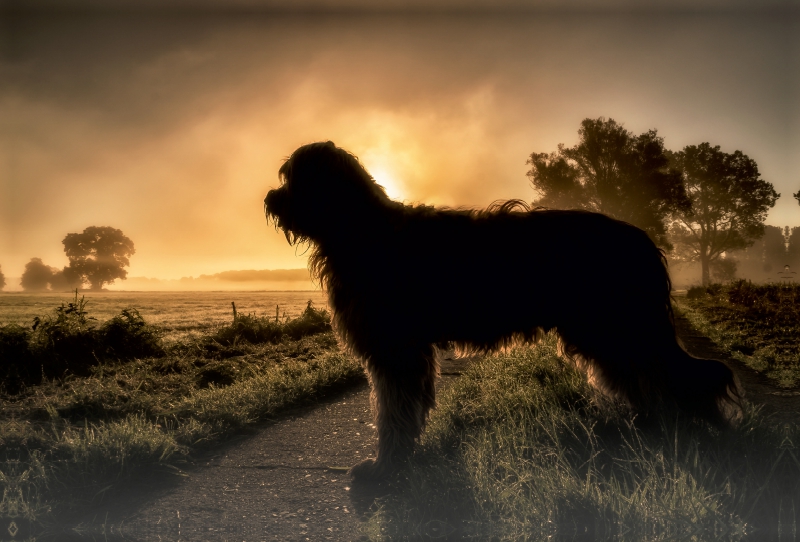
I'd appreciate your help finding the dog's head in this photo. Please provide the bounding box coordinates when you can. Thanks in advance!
[265,141,389,244]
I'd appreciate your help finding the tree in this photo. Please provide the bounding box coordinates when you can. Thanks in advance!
[794,189,800,206]
[21,258,53,291]
[0,265,5,291]
[527,117,689,250]
[49,266,84,291]
[788,227,800,271]
[669,143,779,286]
[63,226,135,290]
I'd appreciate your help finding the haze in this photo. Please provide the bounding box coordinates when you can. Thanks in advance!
[2,8,798,287]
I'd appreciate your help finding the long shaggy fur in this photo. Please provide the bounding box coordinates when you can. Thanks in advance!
[265,141,741,481]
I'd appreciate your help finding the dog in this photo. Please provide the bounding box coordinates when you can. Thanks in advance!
[264,141,741,481]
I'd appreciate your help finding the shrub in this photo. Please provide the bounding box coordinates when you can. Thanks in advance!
[208,301,331,348]
[685,285,707,299]
[98,308,164,359]
[1,292,165,392]
[0,324,35,394]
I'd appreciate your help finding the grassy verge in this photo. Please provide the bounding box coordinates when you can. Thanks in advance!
[366,335,798,541]
[0,298,363,528]
[675,282,800,388]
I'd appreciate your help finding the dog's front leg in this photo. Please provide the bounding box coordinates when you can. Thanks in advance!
[349,348,437,481]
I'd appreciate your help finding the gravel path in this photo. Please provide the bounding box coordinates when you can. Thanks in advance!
[72,318,799,541]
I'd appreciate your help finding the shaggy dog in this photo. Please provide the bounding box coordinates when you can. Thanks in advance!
[264,141,740,481]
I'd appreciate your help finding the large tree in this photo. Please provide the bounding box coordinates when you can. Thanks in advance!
[0,265,6,291]
[63,226,135,291]
[669,143,779,286]
[527,117,689,250]
[20,258,53,291]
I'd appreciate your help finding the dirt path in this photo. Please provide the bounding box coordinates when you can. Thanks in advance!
[72,320,799,541]
[74,382,377,541]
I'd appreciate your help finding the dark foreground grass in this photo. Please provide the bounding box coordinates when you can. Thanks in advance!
[366,335,799,541]
[0,299,363,530]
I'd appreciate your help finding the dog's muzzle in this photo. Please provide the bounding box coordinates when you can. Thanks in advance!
[265,189,285,221]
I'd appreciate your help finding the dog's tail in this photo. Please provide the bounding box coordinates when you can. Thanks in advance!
[662,344,743,427]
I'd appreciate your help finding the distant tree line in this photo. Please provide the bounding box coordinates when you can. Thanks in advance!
[18,226,135,292]
[729,226,800,281]
[528,118,785,286]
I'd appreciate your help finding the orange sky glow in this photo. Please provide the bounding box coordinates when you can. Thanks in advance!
[2,11,798,289]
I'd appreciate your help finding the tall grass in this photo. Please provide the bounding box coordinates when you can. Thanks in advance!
[368,335,798,540]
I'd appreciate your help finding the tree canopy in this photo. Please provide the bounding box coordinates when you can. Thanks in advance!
[668,143,779,286]
[527,117,689,250]
[0,265,5,291]
[21,258,53,291]
[62,226,135,291]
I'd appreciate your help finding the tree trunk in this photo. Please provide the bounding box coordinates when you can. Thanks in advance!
[700,253,711,286]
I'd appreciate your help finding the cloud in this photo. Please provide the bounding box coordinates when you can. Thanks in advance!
[2,13,796,284]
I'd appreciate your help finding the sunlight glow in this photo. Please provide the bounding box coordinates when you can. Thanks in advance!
[368,165,404,201]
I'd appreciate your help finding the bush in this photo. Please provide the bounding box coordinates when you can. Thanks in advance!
[208,301,331,348]
[686,284,725,300]
[28,294,99,378]
[98,308,164,359]
[0,324,35,394]
[1,292,164,392]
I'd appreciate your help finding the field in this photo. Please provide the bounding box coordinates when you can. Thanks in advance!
[0,290,328,342]
[1,288,798,540]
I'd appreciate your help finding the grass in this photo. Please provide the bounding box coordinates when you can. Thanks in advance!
[365,336,798,541]
[3,289,797,539]
[676,281,800,387]
[0,294,362,528]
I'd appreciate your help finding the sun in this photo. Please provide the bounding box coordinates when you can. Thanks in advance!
[368,165,404,201]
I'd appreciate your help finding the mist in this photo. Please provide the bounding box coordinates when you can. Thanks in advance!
[2,11,797,282]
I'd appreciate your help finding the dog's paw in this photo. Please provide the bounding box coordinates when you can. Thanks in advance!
[349,458,393,482]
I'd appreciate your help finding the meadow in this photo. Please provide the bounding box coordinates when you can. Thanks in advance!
[0,290,328,342]
[1,288,797,540]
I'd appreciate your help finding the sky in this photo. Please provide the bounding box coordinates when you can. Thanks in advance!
[1,6,799,287]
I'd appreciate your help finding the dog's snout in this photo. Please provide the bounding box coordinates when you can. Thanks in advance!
[265,188,283,212]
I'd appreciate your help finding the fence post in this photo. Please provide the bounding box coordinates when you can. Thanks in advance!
[231,301,237,323]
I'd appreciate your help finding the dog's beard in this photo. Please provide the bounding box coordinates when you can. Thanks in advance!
[266,211,306,246]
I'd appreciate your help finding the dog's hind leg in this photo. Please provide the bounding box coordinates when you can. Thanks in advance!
[659,338,742,426]
[349,346,438,481]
